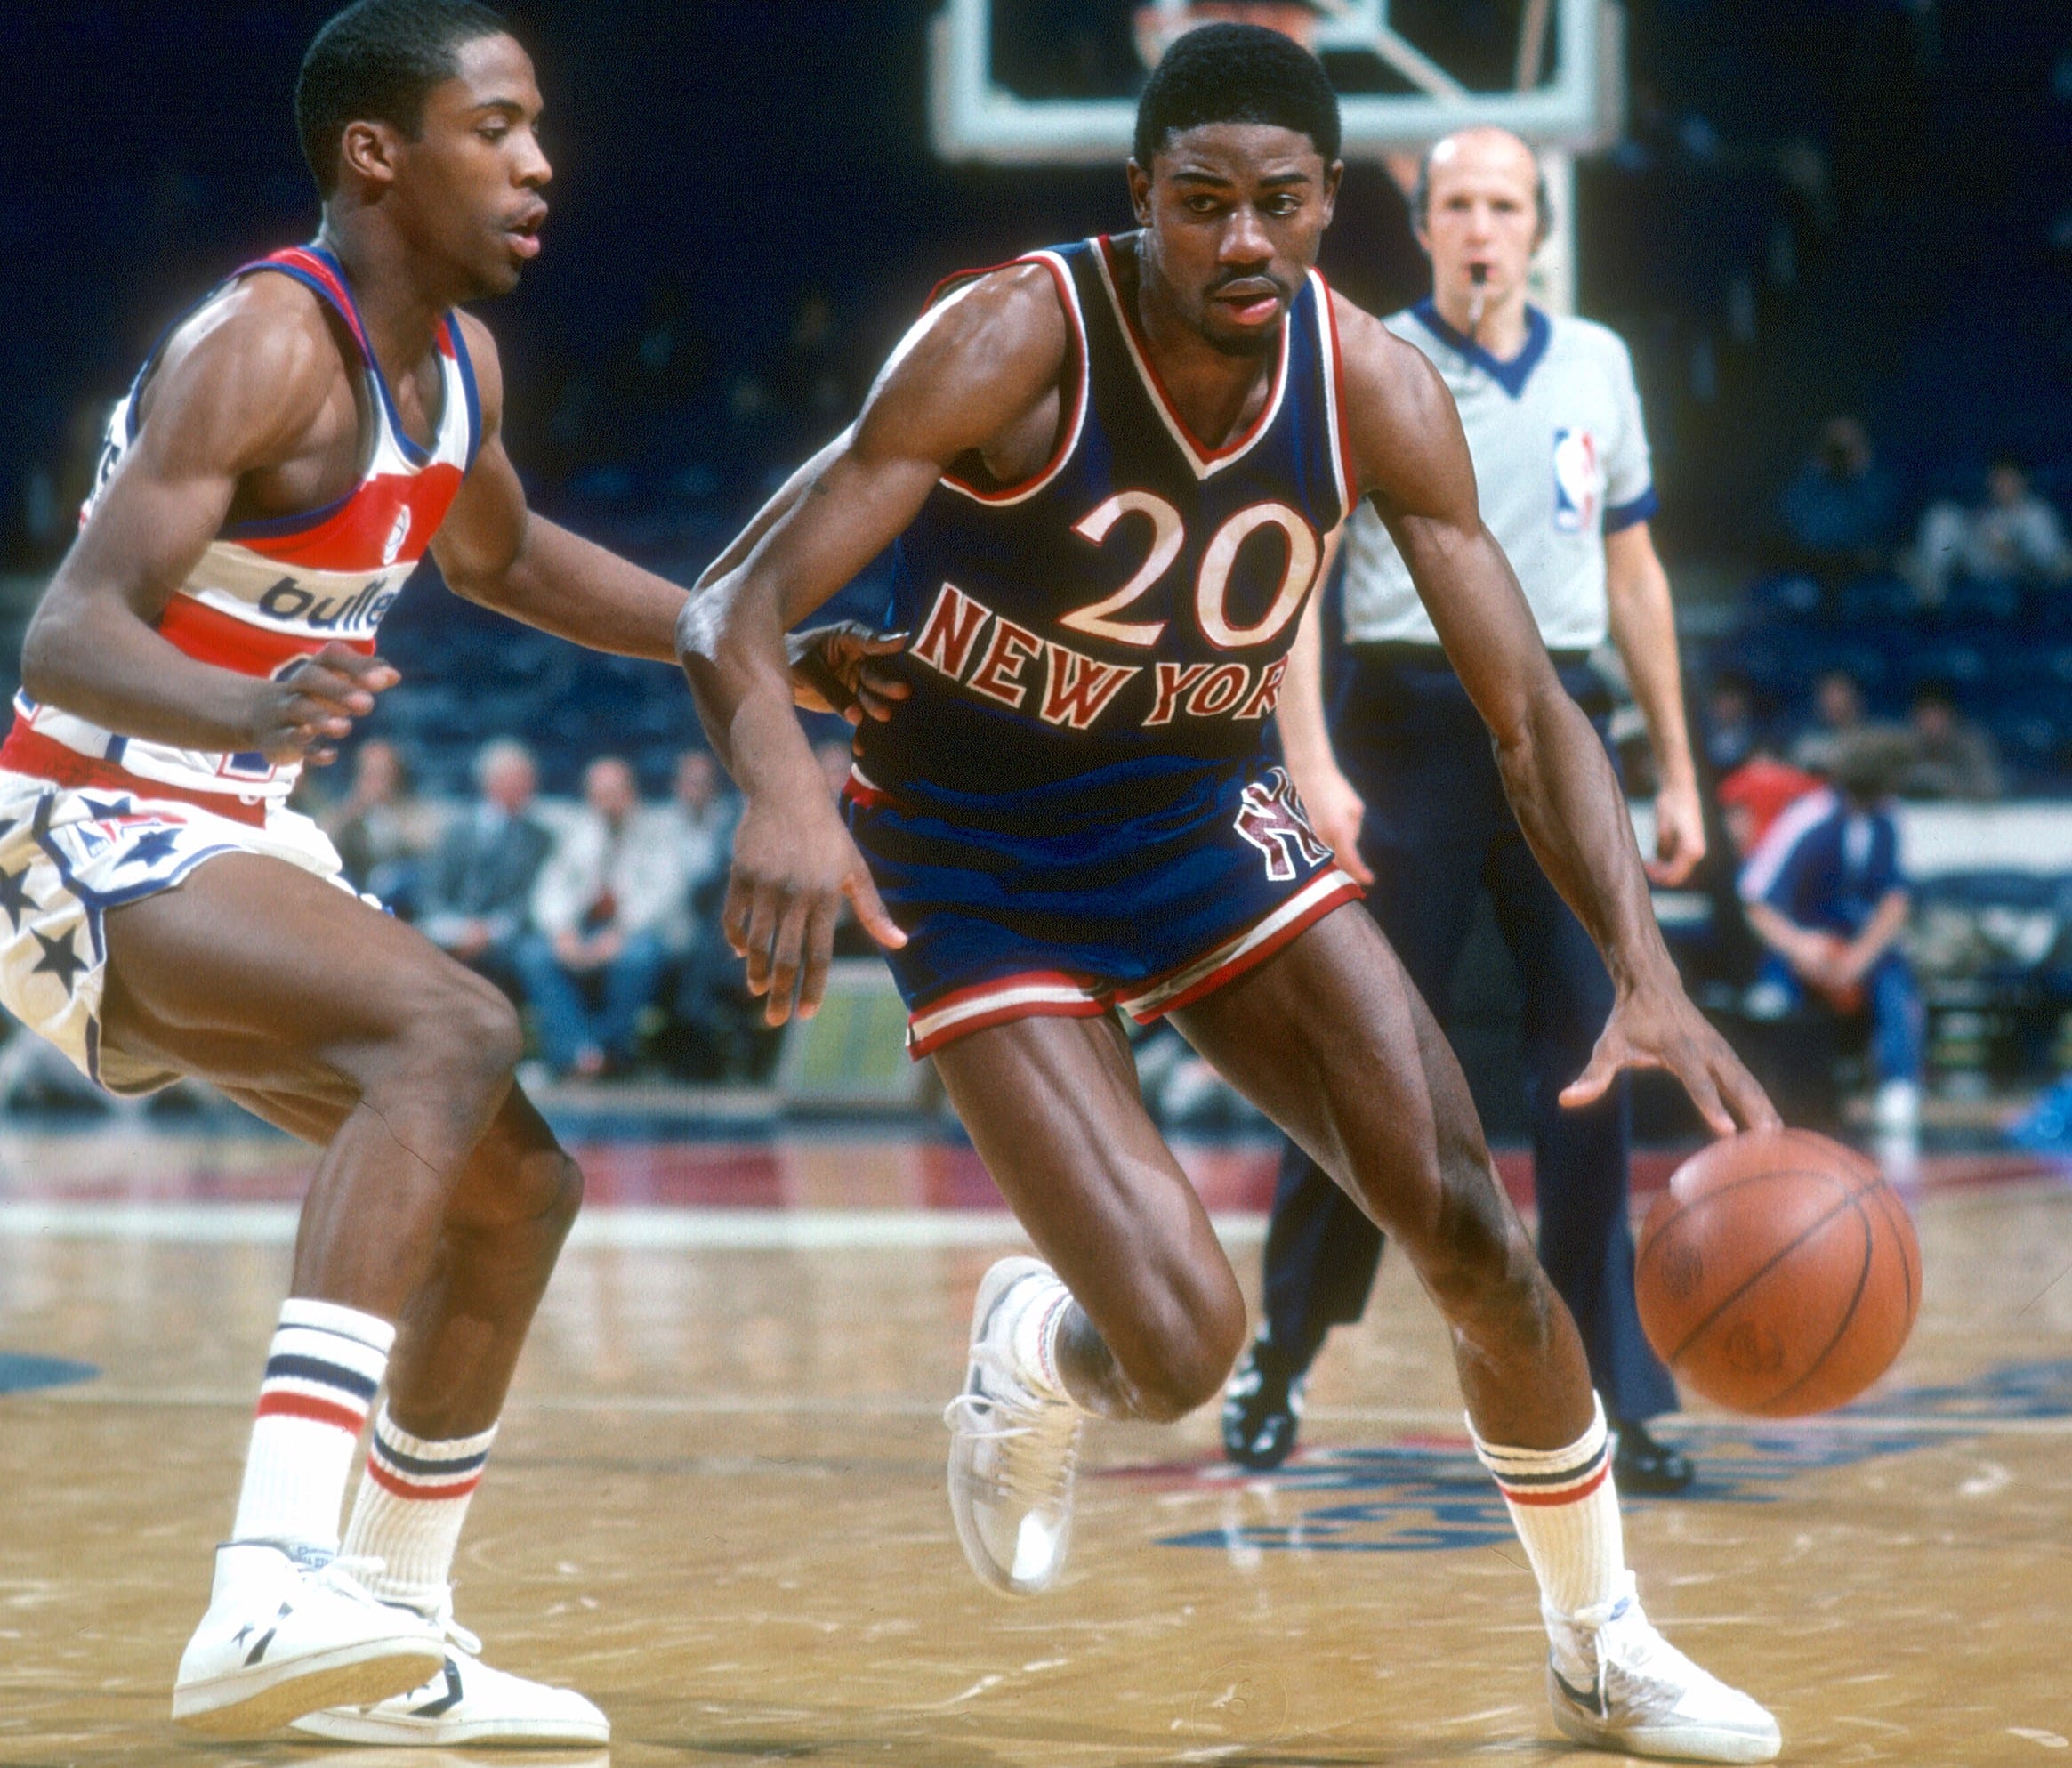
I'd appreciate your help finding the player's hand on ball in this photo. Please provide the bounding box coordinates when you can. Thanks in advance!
[723,784,906,1024]
[1561,973,1781,1138]
[786,622,911,726]
[248,642,400,766]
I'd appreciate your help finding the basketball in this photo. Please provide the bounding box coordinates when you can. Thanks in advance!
[1634,1129,1920,1417]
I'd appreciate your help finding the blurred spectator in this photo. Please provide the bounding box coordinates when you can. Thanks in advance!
[1702,673,1762,774]
[517,756,684,1078]
[1913,457,2072,606]
[321,738,439,913]
[1778,416,1901,587]
[1787,668,1901,776]
[654,749,737,948]
[417,739,554,1000]
[1898,682,2003,801]
[1739,730,1923,1136]
[1717,749,1823,858]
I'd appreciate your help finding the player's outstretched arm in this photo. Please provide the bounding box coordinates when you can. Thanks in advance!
[21,279,394,765]
[431,312,688,663]
[1333,294,1777,1135]
[676,264,1072,1022]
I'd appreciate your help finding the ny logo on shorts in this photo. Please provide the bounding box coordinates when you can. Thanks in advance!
[1234,767,1331,883]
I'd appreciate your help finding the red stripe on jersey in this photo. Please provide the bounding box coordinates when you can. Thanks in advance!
[156,593,376,677]
[0,723,270,827]
[233,461,463,573]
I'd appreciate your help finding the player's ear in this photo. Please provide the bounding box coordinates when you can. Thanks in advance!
[338,120,403,194]
[1319,158,1344,226]
[1125,159,1153,226]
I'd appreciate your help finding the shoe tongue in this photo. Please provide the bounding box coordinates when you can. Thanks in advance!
[280,1541,337,1574]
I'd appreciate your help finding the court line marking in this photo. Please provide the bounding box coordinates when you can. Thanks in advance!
[23,1382,2072,1437]
[0,1201,1270,1250]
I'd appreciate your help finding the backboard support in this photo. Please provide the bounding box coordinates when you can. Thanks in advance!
[928,0,1626,312]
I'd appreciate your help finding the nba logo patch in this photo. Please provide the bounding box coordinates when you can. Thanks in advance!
[1552,428,1602,534]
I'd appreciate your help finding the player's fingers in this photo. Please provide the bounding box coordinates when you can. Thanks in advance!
[1557,1037,1625,1110]
[795,900,838,1021]
[315,642,401,692]
[855,631,909,657]
[1713,1049,1784,1133]
[286,699,357,742]
[288,666,378,719]
[742,886,781,997]
[764,897,809,1027]
[845,866,907,950]
[722,875,754,957]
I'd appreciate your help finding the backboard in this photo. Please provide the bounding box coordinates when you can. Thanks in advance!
[928,0,1623,166]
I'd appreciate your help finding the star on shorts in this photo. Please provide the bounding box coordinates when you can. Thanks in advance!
[30,926,85,995]
[0,865,36,932]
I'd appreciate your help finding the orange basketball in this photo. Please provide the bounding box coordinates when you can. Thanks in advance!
[1634,1128,1920,1417]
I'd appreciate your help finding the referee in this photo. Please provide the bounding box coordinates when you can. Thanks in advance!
[1223,126,1709,1493]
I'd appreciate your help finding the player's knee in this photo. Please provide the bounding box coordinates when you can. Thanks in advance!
[1122,1280,1246,1422]
[404,972,525,1098]
[1417,1172,1544,1328]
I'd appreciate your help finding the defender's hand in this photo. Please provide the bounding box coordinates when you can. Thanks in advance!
[1646,778,1707,886]
[248,642,399,766]
[1561,973,1781,1138]
[723,789,906,1024]
[1291,760,1372,886]
[786,623,912,726]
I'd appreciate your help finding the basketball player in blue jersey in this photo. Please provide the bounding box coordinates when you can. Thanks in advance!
[683,24,1781,1763]
[1,0,834,1747]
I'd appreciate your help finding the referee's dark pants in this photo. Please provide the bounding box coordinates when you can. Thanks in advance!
[1262,643,1678,1425]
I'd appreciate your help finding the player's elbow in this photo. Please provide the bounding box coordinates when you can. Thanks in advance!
[19,598,85,709]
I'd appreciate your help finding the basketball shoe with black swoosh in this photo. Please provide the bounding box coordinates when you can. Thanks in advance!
[1546,1574,1780,1762]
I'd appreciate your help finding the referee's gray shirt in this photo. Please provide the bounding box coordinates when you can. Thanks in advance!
[1340,301,1658,652]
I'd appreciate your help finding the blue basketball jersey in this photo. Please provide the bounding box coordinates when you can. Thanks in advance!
[853,234,1356,824]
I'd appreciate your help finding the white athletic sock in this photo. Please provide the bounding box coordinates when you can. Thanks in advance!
[231,1298,393,1554]
[1008,1272,1074,1404]
[1471,1393,1625,1619]
[343,1403,498,1612]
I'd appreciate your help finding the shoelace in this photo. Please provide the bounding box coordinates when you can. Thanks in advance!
[289,1549,474,1655]
[943,1345,1081,1509]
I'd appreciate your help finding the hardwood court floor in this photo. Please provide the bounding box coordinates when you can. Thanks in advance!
[4,1124,2072,1766]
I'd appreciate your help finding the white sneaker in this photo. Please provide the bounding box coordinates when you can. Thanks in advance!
[1545,1576,1781,1763]
[291,1599,609,1746]
[943,1256,1083,1595]
[171,1542,446,1738]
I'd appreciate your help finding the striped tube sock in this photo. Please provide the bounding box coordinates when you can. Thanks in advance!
[343,1404,498,1611]
[231,1298,393,1553]
[1471,1393,1625,1618]
[1009,1274,1074,1404]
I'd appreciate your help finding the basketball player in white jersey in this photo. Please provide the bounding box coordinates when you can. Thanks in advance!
[0,0,789,1745]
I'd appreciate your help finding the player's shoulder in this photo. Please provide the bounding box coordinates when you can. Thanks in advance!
[876,254,1071,409]
[1327,287,1451,412]
[140,271,344,448]
[927,258,1072,358]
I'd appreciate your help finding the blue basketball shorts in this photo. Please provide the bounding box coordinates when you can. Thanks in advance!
[842,756,1363,1058]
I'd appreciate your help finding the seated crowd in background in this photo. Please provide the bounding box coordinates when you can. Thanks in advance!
[1734,730,1923,1138]
[306,737,770,1084]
